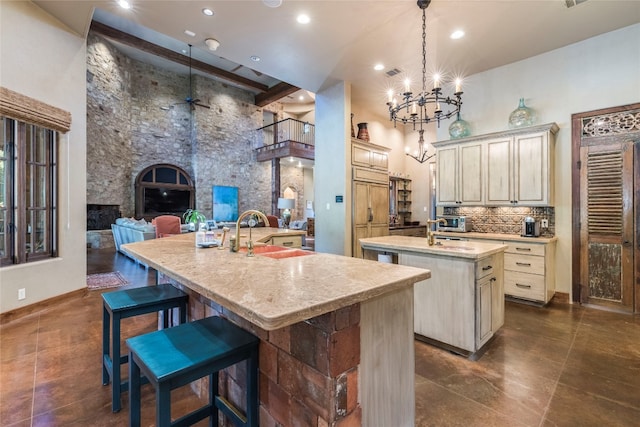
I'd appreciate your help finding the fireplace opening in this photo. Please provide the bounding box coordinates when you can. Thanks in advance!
[87,204,121,230]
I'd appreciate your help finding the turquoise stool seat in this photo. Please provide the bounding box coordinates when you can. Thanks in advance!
[102,284,188,412]
[127,316,259,427]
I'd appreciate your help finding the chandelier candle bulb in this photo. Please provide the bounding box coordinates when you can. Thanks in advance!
[404,79,411,93]
[455,79,462,93]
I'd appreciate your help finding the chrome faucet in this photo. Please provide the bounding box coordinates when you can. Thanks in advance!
[425,218,447,246]
[234,210,270,254]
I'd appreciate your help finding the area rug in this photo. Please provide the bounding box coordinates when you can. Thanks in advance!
[87,272,128,290]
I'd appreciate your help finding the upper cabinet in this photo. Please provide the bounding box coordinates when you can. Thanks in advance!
[434,123,558,207]
[352,139,389,171]
[435,141,484,206]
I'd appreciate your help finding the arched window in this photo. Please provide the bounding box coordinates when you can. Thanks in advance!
[135,164,194,220]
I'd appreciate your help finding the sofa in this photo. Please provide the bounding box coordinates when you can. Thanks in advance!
[111,218,156,261]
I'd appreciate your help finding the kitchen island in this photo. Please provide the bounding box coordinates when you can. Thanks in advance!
[122,228,430,427]
[359,236,507,359]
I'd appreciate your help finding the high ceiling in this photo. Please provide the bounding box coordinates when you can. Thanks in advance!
[34,0,639,115]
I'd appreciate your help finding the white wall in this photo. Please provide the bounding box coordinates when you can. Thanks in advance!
[0,2,87,313]
[431,24,639,296]
[351,24,639,297]
[315,82,351,255]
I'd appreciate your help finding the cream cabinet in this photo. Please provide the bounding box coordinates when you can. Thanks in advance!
[434,123,558,207]
[434,141,483,206]
[351,139,389,257]
[269,234,302,248]
[352,139,389,171]
[402,251,504,357]
[464,236,557,305]
[485,126,557,206]
[503,240,556,304]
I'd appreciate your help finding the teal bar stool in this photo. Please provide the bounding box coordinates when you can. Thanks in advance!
[127,316,259,427]
[102,284,188,412]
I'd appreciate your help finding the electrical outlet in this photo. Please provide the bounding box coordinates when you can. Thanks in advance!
[541,219,549,229]
[18,288,26,300]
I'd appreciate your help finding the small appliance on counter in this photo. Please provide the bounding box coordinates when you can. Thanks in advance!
[521,216,541,237]
[436,215,472,232]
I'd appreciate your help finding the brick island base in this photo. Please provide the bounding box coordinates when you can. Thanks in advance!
[169,279,415,427]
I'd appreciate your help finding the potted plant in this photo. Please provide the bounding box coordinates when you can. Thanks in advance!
[183,209,206,232]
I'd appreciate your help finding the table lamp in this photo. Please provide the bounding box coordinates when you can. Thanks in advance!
[277,198,295,228]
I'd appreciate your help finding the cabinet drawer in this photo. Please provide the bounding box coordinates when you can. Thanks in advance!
[505,242,545,257]
[504,253,545,274]
[476,256,497,280]
[504,271,545,301]
[270,235,302,248]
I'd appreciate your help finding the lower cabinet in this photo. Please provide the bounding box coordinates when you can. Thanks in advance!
[465,237,556,305]
[401,252,504,357]
[269,234,302,248]
[388,226,427,237]
[503,241,556,304]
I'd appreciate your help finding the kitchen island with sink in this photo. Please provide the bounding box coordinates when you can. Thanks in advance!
[359,236,507,359]
[122,228,430,426]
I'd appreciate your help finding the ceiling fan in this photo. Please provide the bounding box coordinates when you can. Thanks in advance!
[178,44,210,110]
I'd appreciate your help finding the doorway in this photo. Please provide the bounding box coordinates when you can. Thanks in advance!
[571,104,640,313]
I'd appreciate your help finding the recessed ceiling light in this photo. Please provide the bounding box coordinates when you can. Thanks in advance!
[374,63,385,71]
[298,95,304,101]
[117,0,131,9]
[184,30,196,37]
[450,30,465,39]
[202,8,214,16]
[250,55,261,62]
[297,14,310,24]
[263,0,283,7]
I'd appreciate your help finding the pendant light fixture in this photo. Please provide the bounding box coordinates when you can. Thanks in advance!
[387,0,464,163]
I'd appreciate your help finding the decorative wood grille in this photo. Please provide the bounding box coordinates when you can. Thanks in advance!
[581,109,640,137]
[586,150,623,235]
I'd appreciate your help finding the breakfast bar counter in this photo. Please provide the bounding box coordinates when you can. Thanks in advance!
[122,230,430,426]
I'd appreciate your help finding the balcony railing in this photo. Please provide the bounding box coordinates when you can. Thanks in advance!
[257,118,315,147]
[255,118,315,162]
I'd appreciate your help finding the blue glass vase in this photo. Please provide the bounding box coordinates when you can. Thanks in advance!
[449,114,471,139]
[508,98,535,129]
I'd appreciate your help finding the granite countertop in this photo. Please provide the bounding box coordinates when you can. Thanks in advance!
[433,231,558,243]
[360,236,506,260]
[121,229,431,331]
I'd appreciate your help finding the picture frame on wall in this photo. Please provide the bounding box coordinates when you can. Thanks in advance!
[212,185,239,222]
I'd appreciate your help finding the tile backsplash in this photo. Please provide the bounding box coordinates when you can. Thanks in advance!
[443,206,555,237]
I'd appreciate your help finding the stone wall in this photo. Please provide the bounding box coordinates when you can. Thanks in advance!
[86,32,287,219]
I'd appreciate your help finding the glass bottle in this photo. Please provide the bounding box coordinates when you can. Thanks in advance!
[508,98,535,129]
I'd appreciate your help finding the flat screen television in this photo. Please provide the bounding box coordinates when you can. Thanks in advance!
[144,188,191,215]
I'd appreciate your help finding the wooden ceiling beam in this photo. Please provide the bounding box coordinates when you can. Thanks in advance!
[255,82,300,107]
[90,21,269,93]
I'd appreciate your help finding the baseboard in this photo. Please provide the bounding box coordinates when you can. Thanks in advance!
[0,288,87,325]
[552,292,570,304]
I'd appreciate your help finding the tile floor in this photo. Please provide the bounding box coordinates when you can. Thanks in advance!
[1,248,639,426]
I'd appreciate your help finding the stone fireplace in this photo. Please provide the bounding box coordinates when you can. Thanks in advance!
[86,204,120,249]
[87,204,121,230]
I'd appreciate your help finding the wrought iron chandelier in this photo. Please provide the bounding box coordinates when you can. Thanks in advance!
[387,0,463,163]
